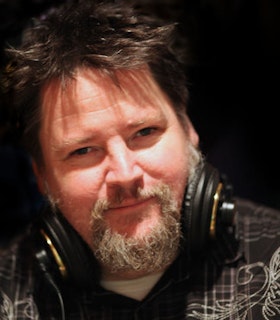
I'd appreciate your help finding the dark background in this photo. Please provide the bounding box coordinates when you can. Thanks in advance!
[1,0,280,240]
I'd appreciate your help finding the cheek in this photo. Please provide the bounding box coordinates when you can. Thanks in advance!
[65,171,103,208]
[160,152,188,199]
[142,140,189,202]
[45,169,103,243]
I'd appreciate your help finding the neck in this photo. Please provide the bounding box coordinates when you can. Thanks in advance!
[100,271,164,301]
[100,260,173,280]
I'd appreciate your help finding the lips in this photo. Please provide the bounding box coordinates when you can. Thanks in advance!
[106,197,157,214]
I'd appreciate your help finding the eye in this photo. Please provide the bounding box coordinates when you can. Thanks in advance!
[135,127,157,137]
[70,147,92,156]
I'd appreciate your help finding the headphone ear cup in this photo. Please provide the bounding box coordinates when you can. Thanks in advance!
[183,161,236,254]
[34,206,99,288]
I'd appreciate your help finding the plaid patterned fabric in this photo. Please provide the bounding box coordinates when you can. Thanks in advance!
[1,198,280,319]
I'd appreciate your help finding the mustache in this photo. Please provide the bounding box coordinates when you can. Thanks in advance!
[91,183,178,220]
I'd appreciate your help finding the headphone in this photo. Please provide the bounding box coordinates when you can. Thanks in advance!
[33,161,237,289]
[183,161,236,254]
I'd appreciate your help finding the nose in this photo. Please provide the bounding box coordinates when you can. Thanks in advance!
[105,141,143,191]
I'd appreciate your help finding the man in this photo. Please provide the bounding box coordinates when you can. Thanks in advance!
[1,0,280,319]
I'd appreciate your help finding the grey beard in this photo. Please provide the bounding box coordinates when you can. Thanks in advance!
[90,184,182,275]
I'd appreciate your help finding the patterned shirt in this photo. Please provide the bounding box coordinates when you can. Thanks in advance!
[1,198,280,319]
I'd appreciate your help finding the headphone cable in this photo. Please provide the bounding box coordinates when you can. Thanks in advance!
[36,250,66,320]
[42,270,66,320]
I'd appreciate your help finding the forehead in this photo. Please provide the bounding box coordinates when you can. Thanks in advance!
[40,67,174,116]
[38,68,182,143]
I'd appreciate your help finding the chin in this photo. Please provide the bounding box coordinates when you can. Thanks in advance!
[116,212,161,239]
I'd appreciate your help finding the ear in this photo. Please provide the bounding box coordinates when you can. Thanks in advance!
[31,159,45,195]
[186,116,199,147]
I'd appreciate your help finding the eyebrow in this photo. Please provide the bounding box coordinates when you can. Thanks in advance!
[126,120,145,128]
[51,135,97,154]
[53,113,165,152]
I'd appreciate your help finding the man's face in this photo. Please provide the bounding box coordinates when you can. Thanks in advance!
[34,67,199,278]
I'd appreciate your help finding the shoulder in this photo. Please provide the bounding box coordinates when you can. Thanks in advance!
[235,197,280,236]
[186,199,280,319]
[235,197,280,262]
[236,197,280,220]
[0,227,40,319]
[0,227,36,285]
[0,231,33,279]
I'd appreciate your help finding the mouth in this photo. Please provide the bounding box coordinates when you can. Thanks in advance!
[106,197,157,214]
[101,197,162,237]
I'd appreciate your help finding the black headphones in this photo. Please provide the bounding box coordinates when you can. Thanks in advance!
[33,161,237,289]
[183,161,236,254]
